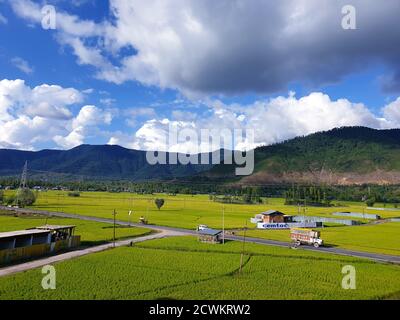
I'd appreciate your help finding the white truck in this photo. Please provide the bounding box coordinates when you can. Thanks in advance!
[290,228,323,248]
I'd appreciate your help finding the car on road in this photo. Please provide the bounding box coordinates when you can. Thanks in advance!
[197,225,209,231]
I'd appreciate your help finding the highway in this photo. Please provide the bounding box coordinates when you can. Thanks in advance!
[1,206,400,265]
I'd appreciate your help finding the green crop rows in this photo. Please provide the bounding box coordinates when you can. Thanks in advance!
[0,237,399,300]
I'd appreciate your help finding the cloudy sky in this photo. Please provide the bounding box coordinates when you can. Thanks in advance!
[1,0,400,151]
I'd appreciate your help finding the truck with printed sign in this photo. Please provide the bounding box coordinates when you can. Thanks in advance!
[290,228,323,248]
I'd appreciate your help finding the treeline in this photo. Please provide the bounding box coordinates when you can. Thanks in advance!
[284,185,400,206]
[1,177,400,204]
[285,186,331,207]
[210,187,265,204]
[0,178,285,197]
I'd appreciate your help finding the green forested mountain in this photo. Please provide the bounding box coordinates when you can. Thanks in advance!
[0,145,213,180]
[1,127,400,185]
[207,127,400,185]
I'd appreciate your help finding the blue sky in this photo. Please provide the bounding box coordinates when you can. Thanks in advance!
[1,0,400,151]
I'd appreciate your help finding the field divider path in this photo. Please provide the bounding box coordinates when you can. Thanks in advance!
[1,206,400,265]
[0,229,187,277]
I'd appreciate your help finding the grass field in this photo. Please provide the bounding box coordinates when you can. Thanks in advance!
[0,236,399,300]
[3,190,400,256]
[0,213,152,246]
[22,191,400,227]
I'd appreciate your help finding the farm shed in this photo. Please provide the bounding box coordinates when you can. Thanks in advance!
[198,229,223,244]
[251,211,293,224]
[260,210,286,223]
[35,225,76,242]
[0,229,51,251]
[0,225,80,265]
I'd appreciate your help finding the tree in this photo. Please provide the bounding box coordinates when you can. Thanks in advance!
[15,188,36,207]
[0,190,3,204]
[155,198,165,210]
[365,197,376,207]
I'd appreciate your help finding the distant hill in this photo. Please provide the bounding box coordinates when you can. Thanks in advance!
[0,145,215,181]
[206,127,400,185]
[1,127,400,185]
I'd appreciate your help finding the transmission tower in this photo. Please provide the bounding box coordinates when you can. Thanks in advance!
[20,161,28,189]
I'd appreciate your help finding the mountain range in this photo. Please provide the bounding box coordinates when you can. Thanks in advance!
[1,126,400,185]
[0,145,215,181]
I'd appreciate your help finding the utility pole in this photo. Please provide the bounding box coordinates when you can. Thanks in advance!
[113,209,117,248]
[239,220,248,274]
[222,204,225,244]
[129,198,134,226]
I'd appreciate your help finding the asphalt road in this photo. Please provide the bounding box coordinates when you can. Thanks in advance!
[225,235,400,264]
[2,206,400,265]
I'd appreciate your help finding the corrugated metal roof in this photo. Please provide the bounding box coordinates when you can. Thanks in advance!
[35,225,76,231]
[198,229,222,236]
[0,225,76,240]
[0,229,50,239]
[261,210,284,216]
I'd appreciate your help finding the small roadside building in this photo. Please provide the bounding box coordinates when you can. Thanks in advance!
[0,225,80,265]
[250,210,288,224]
[198,229,223,244]
[35,225,76,242]
[260,210,285,223]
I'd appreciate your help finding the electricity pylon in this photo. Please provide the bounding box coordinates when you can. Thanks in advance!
[20,161,28,189]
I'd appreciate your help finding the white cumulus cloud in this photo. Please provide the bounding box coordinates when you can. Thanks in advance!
[54,105,113,149]
[118,92,399,152]
[0,79,111,150]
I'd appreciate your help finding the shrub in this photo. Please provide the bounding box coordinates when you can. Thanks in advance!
[15,188,36,207]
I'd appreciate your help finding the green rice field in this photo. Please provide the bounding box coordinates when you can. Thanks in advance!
[0,236,399,300]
